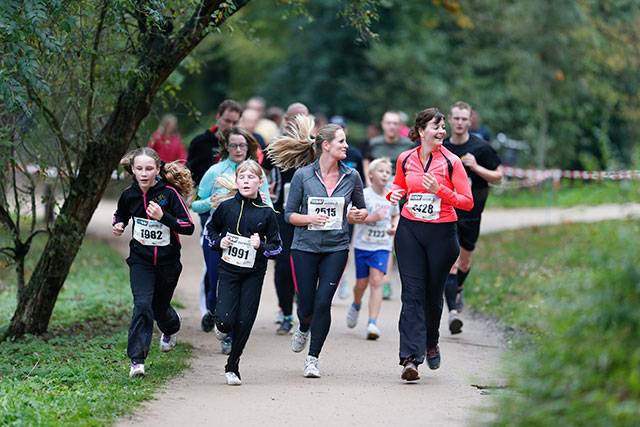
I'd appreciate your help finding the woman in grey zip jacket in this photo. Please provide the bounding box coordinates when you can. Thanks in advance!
[267,115,368,378]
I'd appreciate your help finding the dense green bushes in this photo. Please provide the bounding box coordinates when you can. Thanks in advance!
[468,221,640,425]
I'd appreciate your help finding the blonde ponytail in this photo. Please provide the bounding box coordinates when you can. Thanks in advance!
[210,174,237,209]
[266,114,317,170]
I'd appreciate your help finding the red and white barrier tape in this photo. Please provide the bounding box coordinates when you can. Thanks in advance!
[503,167,640,182]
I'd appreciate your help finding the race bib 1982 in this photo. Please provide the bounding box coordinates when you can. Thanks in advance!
[222,233,257,268]
[406,193,441,221]
[307,196,345,230]
[133,217,171,246]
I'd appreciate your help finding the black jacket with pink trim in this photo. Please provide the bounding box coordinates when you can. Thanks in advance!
[113,179,195,265]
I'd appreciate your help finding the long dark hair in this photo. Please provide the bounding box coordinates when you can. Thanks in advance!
[219,127,259,161]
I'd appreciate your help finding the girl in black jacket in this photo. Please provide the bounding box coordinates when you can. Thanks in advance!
[113,147,195,378]
[205,159,282,385]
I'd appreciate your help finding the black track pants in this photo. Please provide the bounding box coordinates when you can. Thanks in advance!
[395,217,459,365]
[215,266,266,376]
[274,214,295,316]
[127,259,182,364]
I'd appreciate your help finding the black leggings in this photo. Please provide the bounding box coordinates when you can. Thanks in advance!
[215,265,266,377]
[395,217,459,365]
[274,214,295,316]
[290,249,349,358]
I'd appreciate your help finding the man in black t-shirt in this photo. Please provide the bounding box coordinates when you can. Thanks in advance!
[443,101,503,335]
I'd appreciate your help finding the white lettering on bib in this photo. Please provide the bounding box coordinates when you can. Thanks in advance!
[222,233,257,268]
[133,217,171,246]
[407,193,441,221]
[362,224,390,244]
[307,197,345,230]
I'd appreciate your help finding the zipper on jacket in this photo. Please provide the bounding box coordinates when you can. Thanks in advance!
[142,190,158,266]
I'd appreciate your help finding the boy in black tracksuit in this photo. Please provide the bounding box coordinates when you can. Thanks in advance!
[206,191,281,381]
[113,178,195,368]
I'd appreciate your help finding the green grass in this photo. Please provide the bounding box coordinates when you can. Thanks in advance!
[486,178,640,209]
[0,236,192,426]
[467,220,640,425]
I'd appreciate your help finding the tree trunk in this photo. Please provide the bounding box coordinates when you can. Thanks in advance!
[4,0,249,339]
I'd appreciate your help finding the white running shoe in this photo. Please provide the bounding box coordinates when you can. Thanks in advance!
[291,328,309,353]
[129,363,145,378]
[225,372,242,385]
[159,333,177,352]
[346,304,359,328]
[214,324,227,341]
[337,277,350,300]
[366,323,380,340]
[303,355,321,378]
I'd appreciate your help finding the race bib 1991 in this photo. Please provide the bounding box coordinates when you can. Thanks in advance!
[222,233,257,268]
[406,193,441,221]
[133,217,171,246]
[307,196,345,230]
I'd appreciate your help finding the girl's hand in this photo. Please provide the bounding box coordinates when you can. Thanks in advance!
[250,233,261,249]
[388,189,404,206]
[309,213,329,226]
[220,236,232,249]
[146,201,164,220]
[421,173,440,194]
[348,207,368,223]
[373,209,385,222]
[113,222,124,236]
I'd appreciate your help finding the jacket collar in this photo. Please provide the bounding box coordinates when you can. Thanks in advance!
[234,191,262,205]
[132,177,165,195]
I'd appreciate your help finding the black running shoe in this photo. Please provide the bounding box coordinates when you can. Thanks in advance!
[426,346,441,370]
[448,313,463,335]
[276,319,294,335]
[201,310,215,333]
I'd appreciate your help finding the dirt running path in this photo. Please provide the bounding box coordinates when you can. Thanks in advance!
[86,201,639,427]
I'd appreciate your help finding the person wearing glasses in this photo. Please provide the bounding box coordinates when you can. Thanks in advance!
[191,127,272,354]
[187,99,243,335]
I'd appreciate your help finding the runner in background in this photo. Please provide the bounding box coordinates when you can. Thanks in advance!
[266,103,310,335]
[443,101,503,334]
[186,99,243,331]
[148,114,187,164]
[112,147,195,378]
[346,157,399,340]
[328,115,365,300]
[362,111,415,300]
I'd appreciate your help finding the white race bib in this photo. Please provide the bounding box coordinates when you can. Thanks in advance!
[222,233,257,268]
[406,193,441,221]
[362,223,390,244]
[133,217,171,246]
[307,196,345,230]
